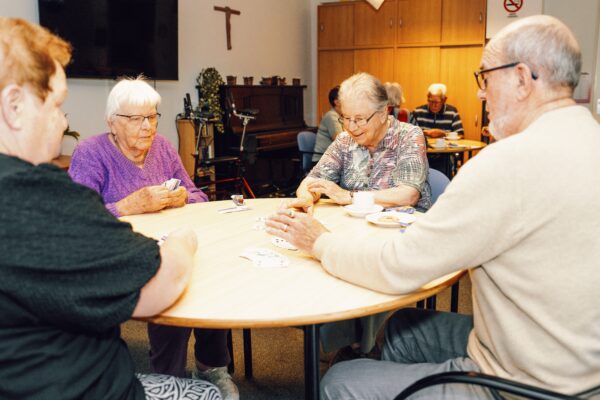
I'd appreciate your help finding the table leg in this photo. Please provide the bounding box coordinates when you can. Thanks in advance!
[303,324,320,400]
[450,281,460,313]
[243,328,253,379]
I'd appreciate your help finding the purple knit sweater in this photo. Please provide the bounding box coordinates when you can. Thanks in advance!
[69,133,207,216]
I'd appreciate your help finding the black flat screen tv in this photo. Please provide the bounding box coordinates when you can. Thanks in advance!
[38,0,178,80]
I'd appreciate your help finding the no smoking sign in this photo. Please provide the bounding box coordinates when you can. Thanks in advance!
[504,0,524,13]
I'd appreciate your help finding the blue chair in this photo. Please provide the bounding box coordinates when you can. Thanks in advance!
[428,168,451,204]
[297,130,318,174]
[417,168,453,311]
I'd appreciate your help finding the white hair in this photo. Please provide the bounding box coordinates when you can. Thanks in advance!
[384,82,405,107]
[339,73,388,112]
[427,83,447,97]
[484,15,581,90]
[105,76,161,120]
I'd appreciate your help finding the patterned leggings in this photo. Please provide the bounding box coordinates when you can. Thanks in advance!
[137,373,221,400]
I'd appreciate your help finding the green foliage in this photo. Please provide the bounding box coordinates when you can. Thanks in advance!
[196,68,225,134]
[63,126,80,140]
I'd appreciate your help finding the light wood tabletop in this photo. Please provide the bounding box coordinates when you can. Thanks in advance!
[427,138,487,154]
[121,199,463,329]
[121,198,464,400]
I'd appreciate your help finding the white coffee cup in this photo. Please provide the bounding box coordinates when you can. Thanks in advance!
[353,191,374,210]
[434,138,446,148]
[447,132,459,140]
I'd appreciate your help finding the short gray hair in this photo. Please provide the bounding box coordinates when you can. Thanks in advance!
[105,75,161,120]
[427,83,447,97]
[384,82,405,106]
[484,15,581,90]
[339,73,388,113]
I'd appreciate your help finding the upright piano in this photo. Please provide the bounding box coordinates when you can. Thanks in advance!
[216,84,312,194]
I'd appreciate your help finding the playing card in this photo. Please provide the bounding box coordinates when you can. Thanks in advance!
[252,216,267,231]
[271,236,297,251]
[240,247,290,268]
[162,178,181,191]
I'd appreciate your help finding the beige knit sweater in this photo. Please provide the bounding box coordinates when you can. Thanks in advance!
[314,105,600,395]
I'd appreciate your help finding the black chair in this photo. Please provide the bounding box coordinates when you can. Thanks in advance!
[394,371,597,400]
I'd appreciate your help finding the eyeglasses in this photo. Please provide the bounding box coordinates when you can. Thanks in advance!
[338,111,379,128]
[115,113,161,127]
[474,62,538,90]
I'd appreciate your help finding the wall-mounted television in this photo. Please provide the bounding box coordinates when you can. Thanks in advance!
[38,0,178,80]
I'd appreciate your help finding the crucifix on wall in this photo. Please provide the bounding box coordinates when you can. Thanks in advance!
[214,6,241,50]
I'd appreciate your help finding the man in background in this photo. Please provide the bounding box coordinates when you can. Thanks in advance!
[410,83,464,139]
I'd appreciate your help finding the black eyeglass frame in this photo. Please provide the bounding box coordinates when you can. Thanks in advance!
[338,110,379,128]
[474,62,538,90]
[114,113,162,125]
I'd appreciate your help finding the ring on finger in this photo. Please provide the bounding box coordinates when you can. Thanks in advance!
[283,223,288,232]
[288,209,295,218]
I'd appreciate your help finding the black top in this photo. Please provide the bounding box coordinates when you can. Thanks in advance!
[0,154,160,399]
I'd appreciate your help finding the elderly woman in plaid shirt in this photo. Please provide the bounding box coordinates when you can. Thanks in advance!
[289,72,431,215]
[284,72,431,362]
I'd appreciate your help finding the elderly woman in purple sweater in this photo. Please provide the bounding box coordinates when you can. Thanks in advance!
[69,77,238,400]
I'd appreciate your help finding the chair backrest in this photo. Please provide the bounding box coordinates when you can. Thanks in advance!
[428,168,450,204]
[397,108,409,123]
[297,131,317,173]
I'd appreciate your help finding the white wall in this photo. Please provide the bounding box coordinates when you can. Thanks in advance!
[0,0,314,154]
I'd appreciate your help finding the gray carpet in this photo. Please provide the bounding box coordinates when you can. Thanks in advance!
[122,274,472,399]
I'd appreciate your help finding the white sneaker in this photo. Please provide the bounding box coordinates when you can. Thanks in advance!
[193,367,239,400]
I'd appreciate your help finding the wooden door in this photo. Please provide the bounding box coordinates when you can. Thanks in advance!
[441,0,485,44]
[318,4,354,48]
[440,46,483,140]
[318,50,354,120]
[354,49,395,84]
[394,47,440,111]
[354,0,396,46]
[397,0,442,44]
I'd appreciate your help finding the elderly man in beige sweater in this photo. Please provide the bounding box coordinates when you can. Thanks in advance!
[267,15,600,399]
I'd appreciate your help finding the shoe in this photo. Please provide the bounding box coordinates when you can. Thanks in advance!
[328,345,363,367]
[193,367,239,400]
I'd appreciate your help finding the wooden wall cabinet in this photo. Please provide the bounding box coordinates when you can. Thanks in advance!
[397,0,441,44]
[354,0,396,46]
[318,3,354,48]
[441,0,486,44]
[318,50,354,119]
[317,0,486,139]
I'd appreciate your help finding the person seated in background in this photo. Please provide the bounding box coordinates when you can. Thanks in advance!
[312,85,343,163]
[410,83,464,139]
[384,82,409,122]
[0,17,220,400]
[285,72,431,363]
[267,15,600,399]
[69,77,238,400]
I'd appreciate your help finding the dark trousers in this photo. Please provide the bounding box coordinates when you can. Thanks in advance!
[147,323,231,377]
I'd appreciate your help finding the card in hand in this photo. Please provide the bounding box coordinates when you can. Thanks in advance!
[271,236,297,251]
[162,178,181,191]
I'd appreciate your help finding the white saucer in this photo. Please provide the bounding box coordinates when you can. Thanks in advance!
[344,204,383,218]
[366,211,417,227]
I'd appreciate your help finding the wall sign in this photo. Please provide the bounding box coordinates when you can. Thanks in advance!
[487,0,543,38]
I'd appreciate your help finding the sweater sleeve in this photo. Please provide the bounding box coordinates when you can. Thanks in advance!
[313,143,524,294]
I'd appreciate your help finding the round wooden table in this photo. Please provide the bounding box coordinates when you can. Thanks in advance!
[427,138,487,178]
[121,199,464,400]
